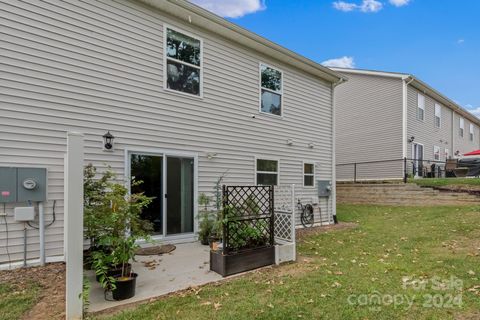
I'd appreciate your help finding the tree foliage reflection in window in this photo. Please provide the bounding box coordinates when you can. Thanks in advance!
[166,28,201,96]
[260,64,282,116]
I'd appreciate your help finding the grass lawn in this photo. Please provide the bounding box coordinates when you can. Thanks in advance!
[0,282,40,320]
[92,204,480,320]
[408,177,480,187]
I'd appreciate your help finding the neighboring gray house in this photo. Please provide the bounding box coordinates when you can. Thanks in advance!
[0,0,343,266]
[332,68,480,181]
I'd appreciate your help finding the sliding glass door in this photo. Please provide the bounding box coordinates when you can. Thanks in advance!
[166,157,194,235]
[129,152,195,237]
[130,154,163,234]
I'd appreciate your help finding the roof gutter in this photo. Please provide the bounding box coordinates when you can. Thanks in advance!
[138,0,346,83]
[408,77,480,127]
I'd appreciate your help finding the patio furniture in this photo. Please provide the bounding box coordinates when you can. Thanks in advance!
[453,167,469,177]
[445,159,458,177]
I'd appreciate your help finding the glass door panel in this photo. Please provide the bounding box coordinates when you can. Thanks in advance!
[166,157,194,235]
[130,154,163,235]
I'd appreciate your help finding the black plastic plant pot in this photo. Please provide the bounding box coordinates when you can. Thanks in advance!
[112,273,138,301]
[96,263,132,282]
[200,236,209,246]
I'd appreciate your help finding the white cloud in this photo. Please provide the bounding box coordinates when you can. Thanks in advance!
[467,107,480,118]
[322,56,356,68]
[389,0,411,7]
[457,38,465,44]
[333,1,357,12]
[333,0,383,13]
[189,0,265,18]
[360,0,383,12]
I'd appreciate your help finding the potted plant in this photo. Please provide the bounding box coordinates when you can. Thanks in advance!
[83,164,114,269]
[198,193,213,245]
[210,186,275,277]
[90,172,153,301]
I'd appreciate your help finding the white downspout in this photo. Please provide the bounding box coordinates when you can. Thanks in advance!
[39,201,45,266]
[452,110,455,155]
[331,77,346,224]
[402,76,414,157]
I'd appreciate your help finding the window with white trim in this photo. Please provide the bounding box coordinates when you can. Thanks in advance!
[165,27,201,96]
[434,103,441,128]
[459,117,465,137]
[256,159,278,185]
[260,64,283,116]
[470,123,474,141]
[417,93,425,121]
[303,162,315,187]
[445,148,449,160]
[434,145,440,161]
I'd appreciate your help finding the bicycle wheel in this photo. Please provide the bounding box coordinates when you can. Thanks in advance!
[301,204,314,228]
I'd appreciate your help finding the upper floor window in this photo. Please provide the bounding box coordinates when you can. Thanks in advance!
[165,27,202,96]
[470,123,474,141]
[303,162,315,187]
[433,145,440,161]
[256,158,278,185]
[417,93,425,121]
[434,104,441,128]
[459,117,465,137]
[260,64,283,116]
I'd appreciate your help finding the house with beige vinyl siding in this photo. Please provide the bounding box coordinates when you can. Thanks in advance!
[333,68,480,181]
[0,0,343,266]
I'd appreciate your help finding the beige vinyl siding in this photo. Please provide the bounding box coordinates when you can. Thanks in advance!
[453,113,480,154]
[335,73,404,180]
[407,86,453,162]
[407,85,480,160]
[0,0,334,263]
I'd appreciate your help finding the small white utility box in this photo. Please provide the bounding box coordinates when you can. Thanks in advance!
[14,207,35,221]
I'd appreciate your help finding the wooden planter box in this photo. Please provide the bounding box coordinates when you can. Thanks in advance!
[210,246,275,277]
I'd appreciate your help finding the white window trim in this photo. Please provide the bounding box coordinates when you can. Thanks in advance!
[259,62,284,118]
[254,156,280,186]
[417,93,425,121]
[303,161,316,187]
[163,24,204,99]
[434,103,441,128]
[459,117,465,137]
[469,123,474,141]
[445,148,449,161]
[433,145,440,161]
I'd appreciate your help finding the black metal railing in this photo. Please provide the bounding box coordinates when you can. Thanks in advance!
[336,157,473,183]
[222,185,274,254]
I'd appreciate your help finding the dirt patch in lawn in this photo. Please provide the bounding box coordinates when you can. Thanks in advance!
[435,185,480,195]
[0,262,66,320]
[296,222,358,241]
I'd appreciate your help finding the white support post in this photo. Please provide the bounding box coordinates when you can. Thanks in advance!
[65,132,84,320]
[291,184,296,259]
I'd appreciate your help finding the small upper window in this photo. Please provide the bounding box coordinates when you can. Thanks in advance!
[470,123,474,141]
[303,162,315,187]
[417,93,425,121]
[460,117,465,137]
[434,104,441,128]
[256,159,278,186]
[434,145,440,161]
[260,64,283,116]
[165,27,201,96]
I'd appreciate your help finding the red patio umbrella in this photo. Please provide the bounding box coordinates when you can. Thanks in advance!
[463,150,480,156]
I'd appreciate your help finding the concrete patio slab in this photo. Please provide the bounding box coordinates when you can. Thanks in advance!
[88,242,222,313]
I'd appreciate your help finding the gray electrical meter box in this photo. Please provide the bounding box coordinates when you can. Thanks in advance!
[317,180,332,197]
[17,168,47,202]
[0,167,17,203]
[0,167,47,202]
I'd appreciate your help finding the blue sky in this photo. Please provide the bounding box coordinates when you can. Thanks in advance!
[191,0,480,117]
